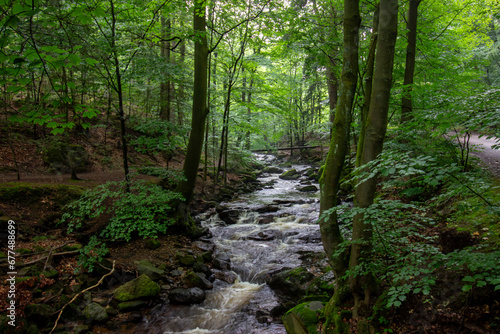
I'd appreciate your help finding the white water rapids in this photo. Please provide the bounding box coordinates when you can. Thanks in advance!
[136,155,324,333]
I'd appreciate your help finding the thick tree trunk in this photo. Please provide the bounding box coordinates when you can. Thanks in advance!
[319,0,361,280]
[400,0,420,123]
[176,1,209,205]
[349,0,398,317]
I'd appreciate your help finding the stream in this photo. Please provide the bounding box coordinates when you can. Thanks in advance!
[137,154,324,333]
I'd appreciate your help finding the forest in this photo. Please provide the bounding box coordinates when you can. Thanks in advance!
[0,0,499,333]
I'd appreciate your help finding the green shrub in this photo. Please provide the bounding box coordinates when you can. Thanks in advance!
[61,177,183,271]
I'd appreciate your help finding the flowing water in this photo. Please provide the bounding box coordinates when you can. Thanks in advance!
[138,155,324,333]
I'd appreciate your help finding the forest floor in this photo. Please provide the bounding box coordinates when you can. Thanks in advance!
[0,126,499,333]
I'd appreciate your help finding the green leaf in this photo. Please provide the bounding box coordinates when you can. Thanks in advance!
[85,58,99,65]
[462,285,473,292]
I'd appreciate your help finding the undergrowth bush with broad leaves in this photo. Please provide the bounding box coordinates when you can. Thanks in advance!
[61,177,183,272]
[319,127,500,311]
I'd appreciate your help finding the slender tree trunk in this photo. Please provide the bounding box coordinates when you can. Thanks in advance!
[400,0,420,123]
[319,0,361,280]
[356,7,379,167]
[110,0,130,190]
[160,16,172,122]
[349,0,398,317]
[176,0,209,206]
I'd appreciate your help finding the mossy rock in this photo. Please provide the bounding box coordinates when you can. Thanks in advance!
[113,274,161,302]
[145,239,162,250]
[83,302,108,323]
[61,243,83,252]
[269,267,314,301]
[116,300,147,312]
[135,260,165,281]
[282,301,325,334]
[280,169,300,180]
[176,253,196,267]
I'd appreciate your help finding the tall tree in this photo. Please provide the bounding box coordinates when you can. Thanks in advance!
[349,0,398,318]
[176,0,209,207]
[400,0,421,123]
[319,0,361,281]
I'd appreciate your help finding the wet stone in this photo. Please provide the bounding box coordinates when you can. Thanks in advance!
[247,229,282,241]
[213,253,231,270]
[168,287,206,305]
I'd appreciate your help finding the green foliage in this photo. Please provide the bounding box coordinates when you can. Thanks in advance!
[61,177,183,271]
[129,117,187,156]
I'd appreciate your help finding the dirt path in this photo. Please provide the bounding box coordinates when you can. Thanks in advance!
[467,134,500,179]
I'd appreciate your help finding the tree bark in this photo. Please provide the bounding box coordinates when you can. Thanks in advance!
[349,0,398,316]
[400,0,420,123]
[176,1,209,205]
[356,7,379,167]
[319,0,361,281]
[160,16,172,122]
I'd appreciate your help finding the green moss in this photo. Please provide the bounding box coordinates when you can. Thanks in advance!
[283,301,325,334]
[0,183,84,203]
[113,274,160,302]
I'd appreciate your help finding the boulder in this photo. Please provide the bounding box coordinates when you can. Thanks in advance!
[280,169,300,180]
[177,253,196,267]
[268,267,314,301]
[193,262,212,277]
[135,260,165,281]
[213,270,238,284]
[282,301,325,334]
[218,209,240,225]
[247,229,282,241]
[262,166,284,174]
[213,253,231,270]
[168,288,206,305]
[83,302,108,323]
[298,185,318,192]
[113,274,161,302]
[145,239,162,250]
[185,271,213,289]
[116,300,147,312]
[255,205,280,213]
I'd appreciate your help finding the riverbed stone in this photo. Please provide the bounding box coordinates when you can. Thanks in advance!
[213,269,238,284]
[213,253,231,270]
[282,301,325,334]
[298,185,318,192]
[247,229,282,241]
[135,260,165,281]
[168,287,206,305]
[269,267,314,300]
[263,166,284,174]
[113,274,160,302]
[218,209,240,225]
[193,262,212,277]
[177,253,196,267]
[117,300,147,312]
[279,169,300,180]
[83,302,109,323]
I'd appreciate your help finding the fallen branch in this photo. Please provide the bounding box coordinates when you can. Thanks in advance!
[49,260,116,334]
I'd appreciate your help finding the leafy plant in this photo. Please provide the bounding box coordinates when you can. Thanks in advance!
[61,177,183,271]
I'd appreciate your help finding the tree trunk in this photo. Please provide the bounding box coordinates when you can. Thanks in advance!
[319,0,361,280]
[110,0,130,190]
[349,0,398,317]
[356,7,379,167]
[176,0,209,205]
[400,0,420,123]
[160,16,171,122]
